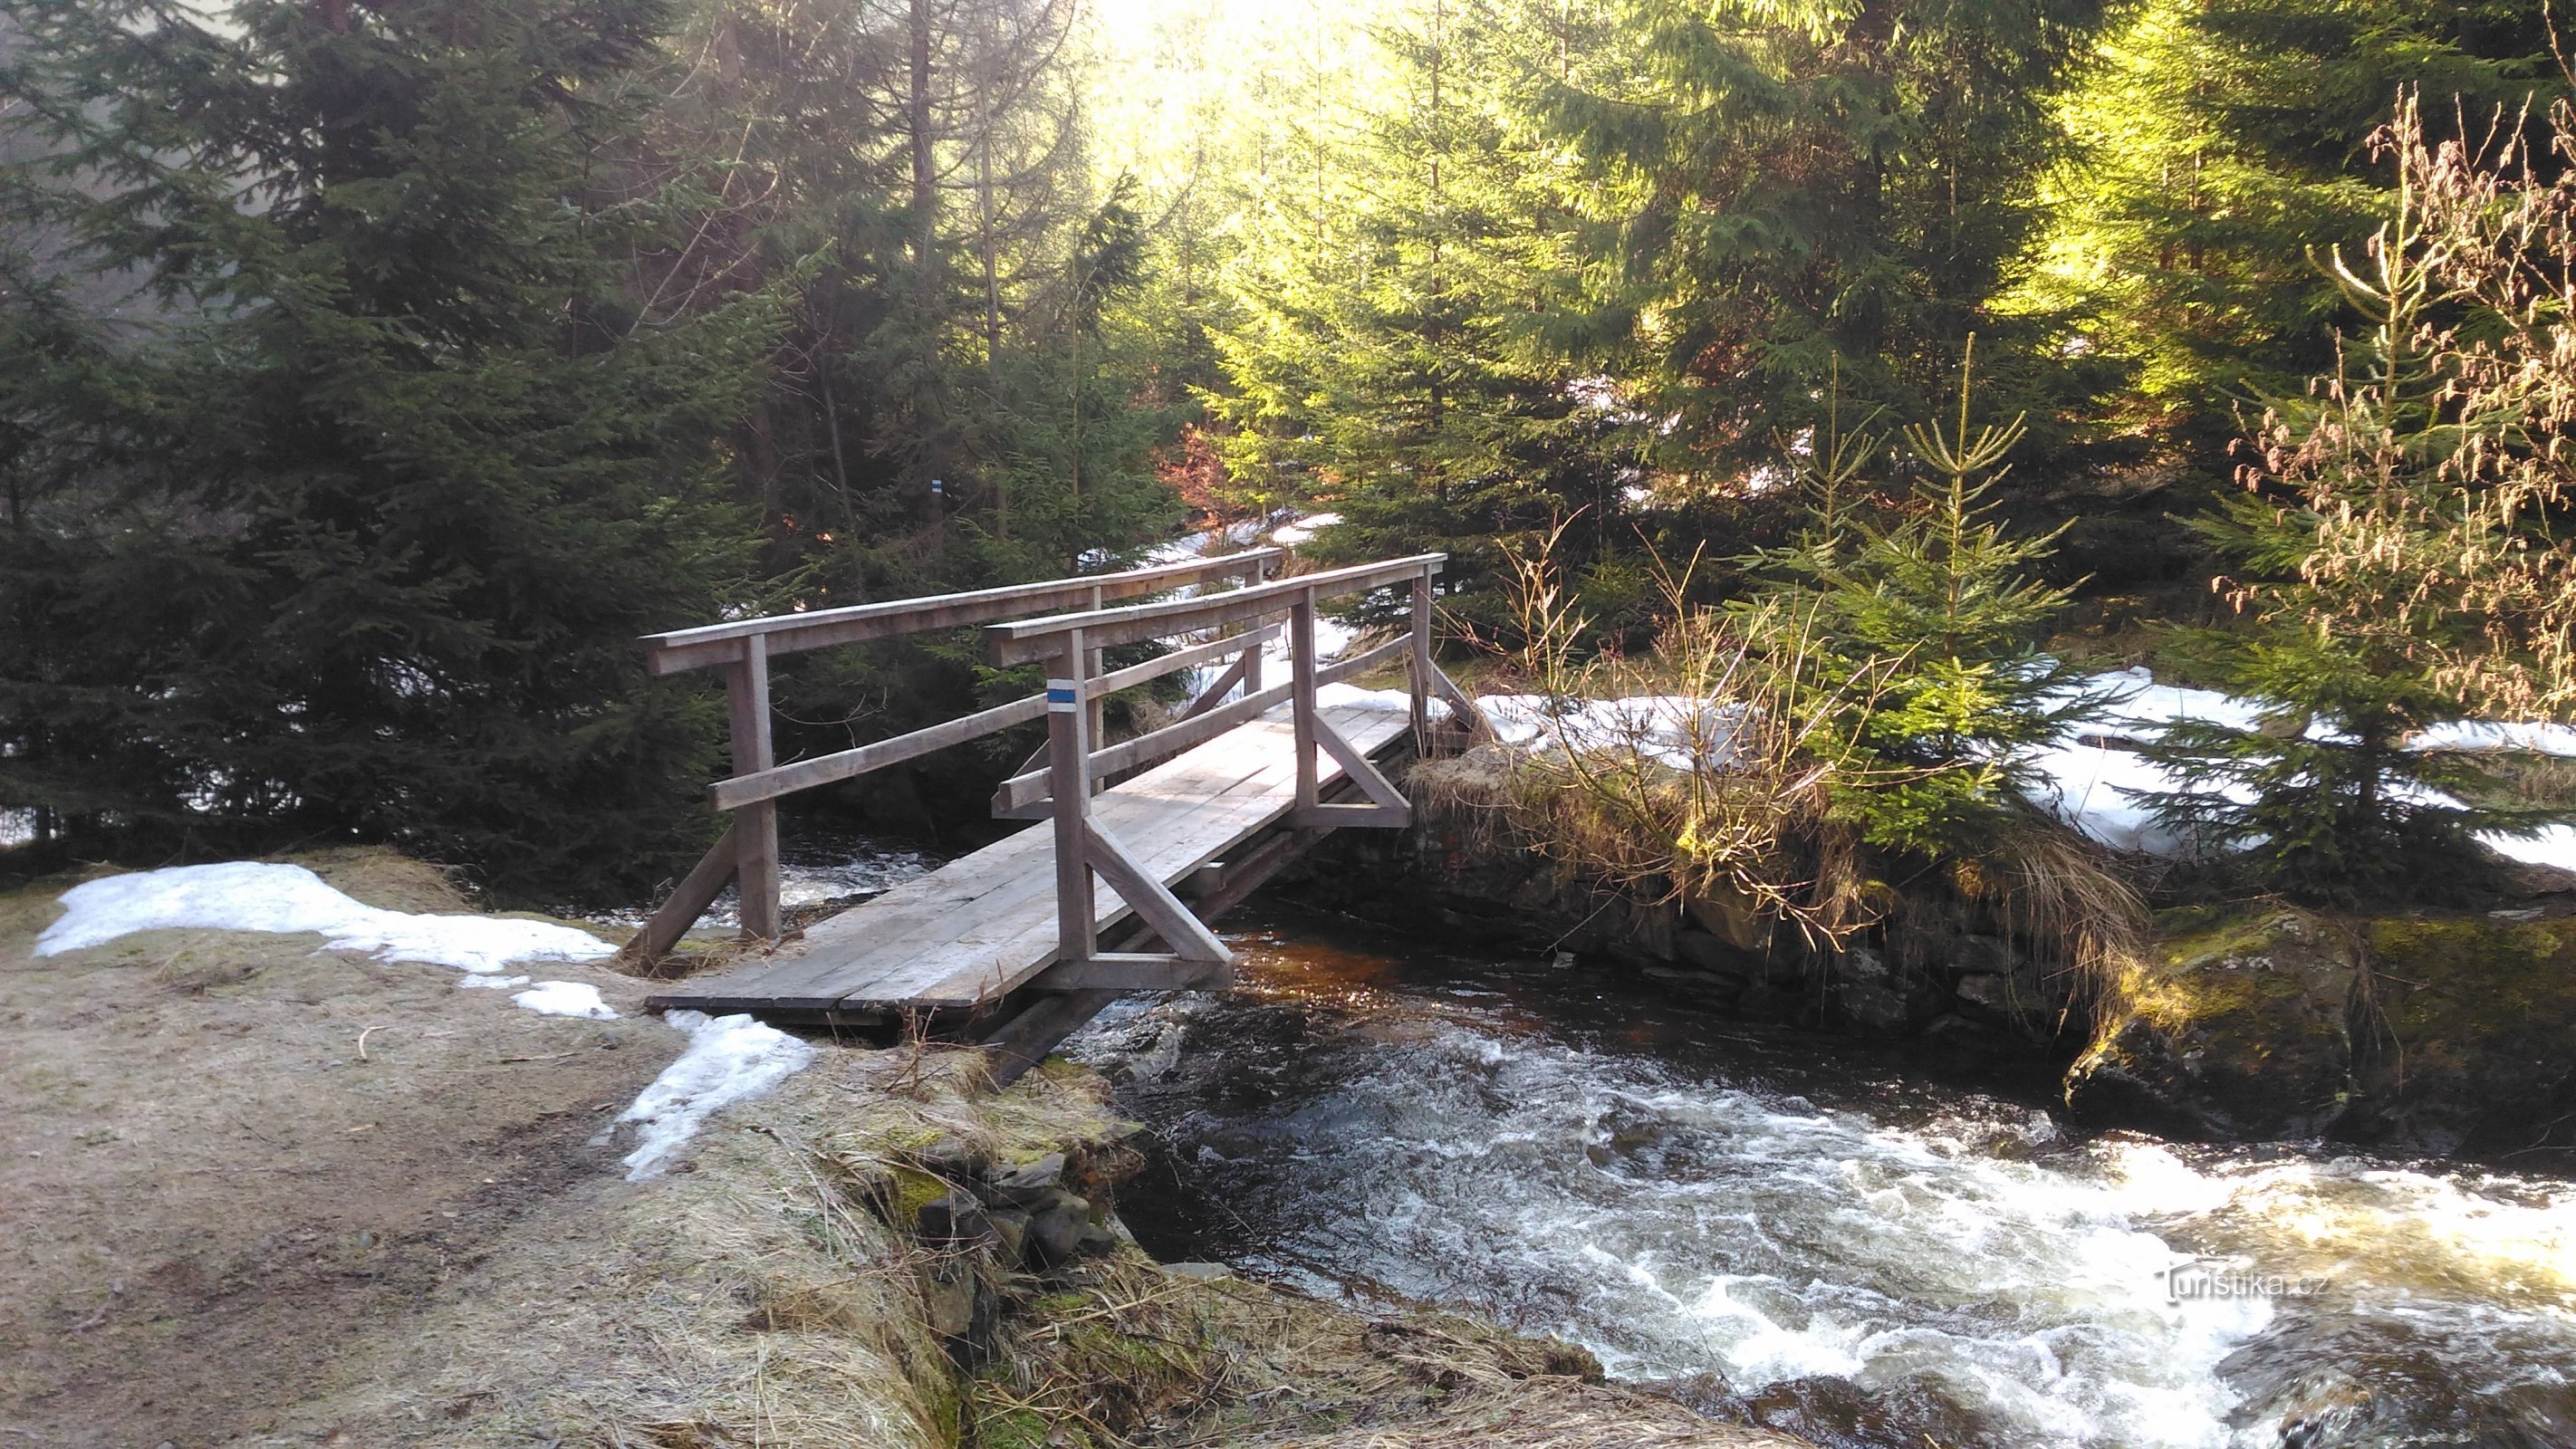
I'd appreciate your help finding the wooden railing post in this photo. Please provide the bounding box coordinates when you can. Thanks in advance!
[1047,630,1098,964]
[1290,585,1320,811]
[1408,567,1433,752]
[1085,584,1107,792]
[729,633,781,940]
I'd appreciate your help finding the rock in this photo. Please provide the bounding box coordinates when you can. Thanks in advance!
[1944,933,2020,976]
[985,1208,1029,1262]
[1952,972,2018,1022]
[2065,907,2360,1140]
[1831,948,1913,1036]
[1072,1222,1123,1257]
[1684,883,1773,951]
[1835,978,1912,1036]
[1026,1194,1090,1265]
[981,1151,1066,1208]
[920,1262,998,1367]
[1733,981,1800,1022]
[1162,1261,1233,1281]
[1672,927,1760,976]
[915,1195,995,1249]
[909,1134,986,1181]
[1920,1012,2015,1053]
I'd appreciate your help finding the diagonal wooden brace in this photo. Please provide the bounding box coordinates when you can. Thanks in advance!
[1082,817,1233,964]
[1312,714,1411,820]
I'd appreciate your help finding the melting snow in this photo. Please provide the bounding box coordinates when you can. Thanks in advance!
[1272,512,1343,546]
[34,862,618,1016]
[512,980,617,1020]
[608,1011,817,1180]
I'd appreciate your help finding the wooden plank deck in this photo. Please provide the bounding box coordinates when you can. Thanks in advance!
[646,699,1413,1018]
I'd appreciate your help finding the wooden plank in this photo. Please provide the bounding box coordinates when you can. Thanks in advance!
[1315,713,1410,812]
[646,550,1280,675]
[647,702,1415,1014]
[731,636,780,938]
[1028,953,1235,991]
[993,678,1294,813]
[1292,590,1320,812]
[710,625,1276,811]
[620,821,740,963]
[987,555,1445,663]
[1046,638,1096,993]
[871,704,1409,1005]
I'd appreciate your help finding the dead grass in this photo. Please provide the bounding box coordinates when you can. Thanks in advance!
[972,1256,1802,1449]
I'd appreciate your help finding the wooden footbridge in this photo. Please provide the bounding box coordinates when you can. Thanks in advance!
[621,546,1486,1079]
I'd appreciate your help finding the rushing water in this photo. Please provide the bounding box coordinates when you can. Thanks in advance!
[1069,907,2576,1449]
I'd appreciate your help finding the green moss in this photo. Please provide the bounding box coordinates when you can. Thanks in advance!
[2364,916,2576,1044]
[890,1166,951,1224]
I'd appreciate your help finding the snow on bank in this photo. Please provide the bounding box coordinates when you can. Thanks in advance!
[1467,667,2576,869]
[1480,694,1749,772]
[511,980,617,1020]
[606,1011,817,1180]
[1272,511,1343,547]
[34,862,620,1016]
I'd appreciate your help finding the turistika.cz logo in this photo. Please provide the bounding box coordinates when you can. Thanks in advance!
[2158,1257,2331,1304]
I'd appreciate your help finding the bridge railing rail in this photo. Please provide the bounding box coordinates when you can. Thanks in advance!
[980,552,1489,992]
[622,548,1284,961]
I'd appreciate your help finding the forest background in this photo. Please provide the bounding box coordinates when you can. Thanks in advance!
[0,0,2561,903]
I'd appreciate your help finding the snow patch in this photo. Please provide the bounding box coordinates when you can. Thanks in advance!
[36,862,618,976]
[512,980,616,1020]
[1272,512,1343,547]
[458,973,532,990]
[1478,694,1748,772]
[609,1011,817,1180]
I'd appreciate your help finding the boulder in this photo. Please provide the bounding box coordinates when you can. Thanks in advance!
[1672,926,1761,977]
[981,1151,1067,1209]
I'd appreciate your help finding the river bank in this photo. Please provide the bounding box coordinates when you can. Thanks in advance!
[1072,904,2576,1449]
[0,849,1805,1448]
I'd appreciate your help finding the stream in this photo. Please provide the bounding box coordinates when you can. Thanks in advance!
[1065,906,2576,1449]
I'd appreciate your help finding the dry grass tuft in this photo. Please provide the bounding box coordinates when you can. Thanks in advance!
[972,1256,1801,1449]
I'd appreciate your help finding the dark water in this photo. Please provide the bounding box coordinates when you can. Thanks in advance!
[1068,907,2576,1449]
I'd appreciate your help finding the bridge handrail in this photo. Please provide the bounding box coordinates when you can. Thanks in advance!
[984,552,1447,663]
[622,546,1283,959]
[642,548,1283,676]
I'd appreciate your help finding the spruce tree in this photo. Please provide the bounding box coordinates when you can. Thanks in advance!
[0,0,773,900]
[1206,0,1628,638]
[2134,122,2557,903]
[1750,343,2092,857]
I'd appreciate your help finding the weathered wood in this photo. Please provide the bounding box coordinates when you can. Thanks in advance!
[730,635,781,939]
[1182,647,1253,722]
[980,989,1120,1087]
[993,677,1294,814]
[1318,636,1408,686]
[1314,713,1410,815]
[1046,633,1096,984]
[621,821,741,963]
[712,625,1275,811]
[1187,825,1324,922]
[1081,817,1230,964]
[646,549,1282,675]
[1430,662,1493,740]
[648,702,1413,1014]
[1293,802,1412,829]
[1291,588,1320,812]
[986,554,1445,663]
[1028,953,1235,991]
[1409,573,1433,751]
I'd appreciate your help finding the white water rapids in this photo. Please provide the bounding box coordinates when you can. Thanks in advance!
[1076,916,2576,1449]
